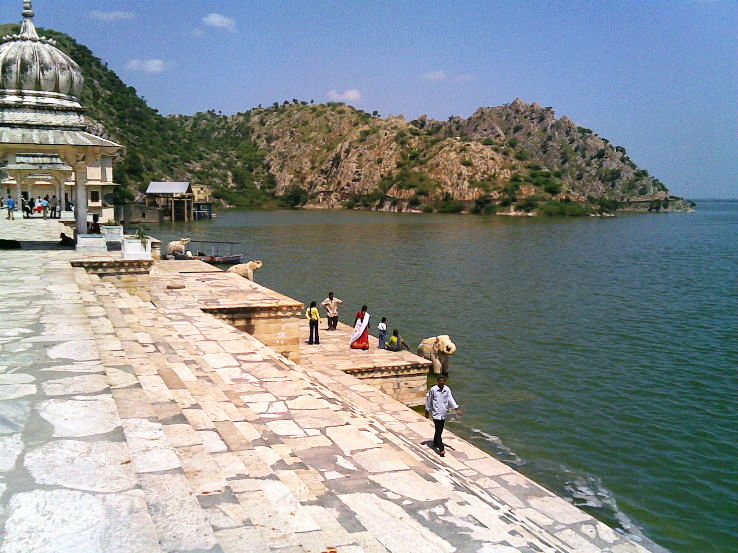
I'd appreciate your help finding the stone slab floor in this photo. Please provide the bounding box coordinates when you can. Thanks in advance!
[297,319,431,374]
[0,217,656,553]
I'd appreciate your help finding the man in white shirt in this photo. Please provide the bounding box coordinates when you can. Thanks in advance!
[321,292,343,331]
[425,375,462,457]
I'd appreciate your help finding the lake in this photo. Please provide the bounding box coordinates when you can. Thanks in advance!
[147,201,737,553]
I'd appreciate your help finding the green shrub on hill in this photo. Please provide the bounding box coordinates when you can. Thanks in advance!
[280,186,309,208]
[596,198,620,213]
[472,196,497,215]
[437,198,464,213]
[380,170,440,196]
[538,201,587,216]
[543,182,562,195]
[516,196,540,212]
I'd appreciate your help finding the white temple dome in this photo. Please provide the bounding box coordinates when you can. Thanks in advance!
[0,1,83,99]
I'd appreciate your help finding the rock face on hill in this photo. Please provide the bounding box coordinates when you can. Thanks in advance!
[0,24,691,215]
[247,100,685,214]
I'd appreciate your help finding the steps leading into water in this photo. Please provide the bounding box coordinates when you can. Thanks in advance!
[78,267,650,552]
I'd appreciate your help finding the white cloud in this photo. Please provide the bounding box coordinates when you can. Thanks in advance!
[202,13,237,32]
[125,59,168,73]
[192,28,205,37]
[422,69,475,83]
[89,10,134,22]
[454,73,475,83]
[327,89,362,102]
[422,70,448,82]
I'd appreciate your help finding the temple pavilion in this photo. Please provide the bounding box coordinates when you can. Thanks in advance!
[0,0,123,241]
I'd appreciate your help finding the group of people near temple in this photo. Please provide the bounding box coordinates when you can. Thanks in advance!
[1,194,68,220]
[304,292,409,351]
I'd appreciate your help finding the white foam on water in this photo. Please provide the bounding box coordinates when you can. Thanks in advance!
[469,426,525,466]
[560,468,671,553]
[463,427,671,553]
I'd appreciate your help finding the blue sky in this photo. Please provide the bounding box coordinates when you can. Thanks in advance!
[4,1,735,198]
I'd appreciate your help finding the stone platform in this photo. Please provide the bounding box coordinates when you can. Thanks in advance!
[298,321,432,407]
[0,217,656,553]
[150,261,304,362]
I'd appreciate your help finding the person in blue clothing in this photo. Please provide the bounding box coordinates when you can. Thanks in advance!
[424,375,462,457]
[5,195,15,220]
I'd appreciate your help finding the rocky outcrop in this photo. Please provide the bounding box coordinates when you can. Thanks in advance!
[242,99,682,214]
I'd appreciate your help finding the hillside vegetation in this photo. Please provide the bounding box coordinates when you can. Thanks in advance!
[0,24,690,215]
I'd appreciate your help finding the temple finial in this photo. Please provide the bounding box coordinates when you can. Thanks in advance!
[22,1,34,19]
[19,0,39,40]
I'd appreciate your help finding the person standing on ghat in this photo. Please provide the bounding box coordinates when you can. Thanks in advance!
[321,291,343,331]
[425,375,462,457]
[49,195,58,218]
[306,300,321,345]
[377,316,388,349]
[349,305,370,350]
[5,195,15,219]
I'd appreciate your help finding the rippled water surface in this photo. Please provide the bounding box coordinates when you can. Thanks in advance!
[149,201,738,553]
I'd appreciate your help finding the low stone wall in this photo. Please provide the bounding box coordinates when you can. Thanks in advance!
[345,364,429,406]
[296,320,433,407]
[203,305,302,363]
[70,258,153,301]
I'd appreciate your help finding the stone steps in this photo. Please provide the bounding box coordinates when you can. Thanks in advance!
[90,278,531,553]
[85,275,377,552]
[82,275,225,553]
[71,261,652,553]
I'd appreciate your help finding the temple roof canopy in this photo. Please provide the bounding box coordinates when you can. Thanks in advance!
[0,127,121,148]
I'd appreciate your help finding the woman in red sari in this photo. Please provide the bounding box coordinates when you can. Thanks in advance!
[349,305,370,350]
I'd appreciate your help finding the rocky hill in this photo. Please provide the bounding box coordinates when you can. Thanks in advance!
[246,100,685,214]
[0,24,690,215]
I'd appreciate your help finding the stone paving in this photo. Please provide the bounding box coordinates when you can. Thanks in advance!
[0,217,656,553]
[297,319,429,374]
[297,321,431,406]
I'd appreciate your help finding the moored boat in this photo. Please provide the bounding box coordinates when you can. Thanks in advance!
[172,252,243,265]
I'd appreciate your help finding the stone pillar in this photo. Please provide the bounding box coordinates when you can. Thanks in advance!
[15,179,21,213]
[74,162,87,236]
[55,178,62,215]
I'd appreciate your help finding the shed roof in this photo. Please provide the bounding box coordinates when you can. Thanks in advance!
[146,181,191,194]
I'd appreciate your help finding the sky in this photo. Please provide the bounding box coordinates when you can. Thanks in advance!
[2,1,735,198]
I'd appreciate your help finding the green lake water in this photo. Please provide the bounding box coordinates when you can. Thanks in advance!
[148,201,737,553]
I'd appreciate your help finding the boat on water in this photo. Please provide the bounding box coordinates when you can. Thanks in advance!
[173,252,243,264]
[170,239,244,265]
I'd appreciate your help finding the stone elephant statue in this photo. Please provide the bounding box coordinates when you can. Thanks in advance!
[417,335,457,376]
[227,260,263,282]
[167,237,191,256]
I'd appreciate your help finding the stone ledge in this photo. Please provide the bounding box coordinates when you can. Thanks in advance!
[202,304,303,315]
[71,259,154,276]
[343,363,431,377]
